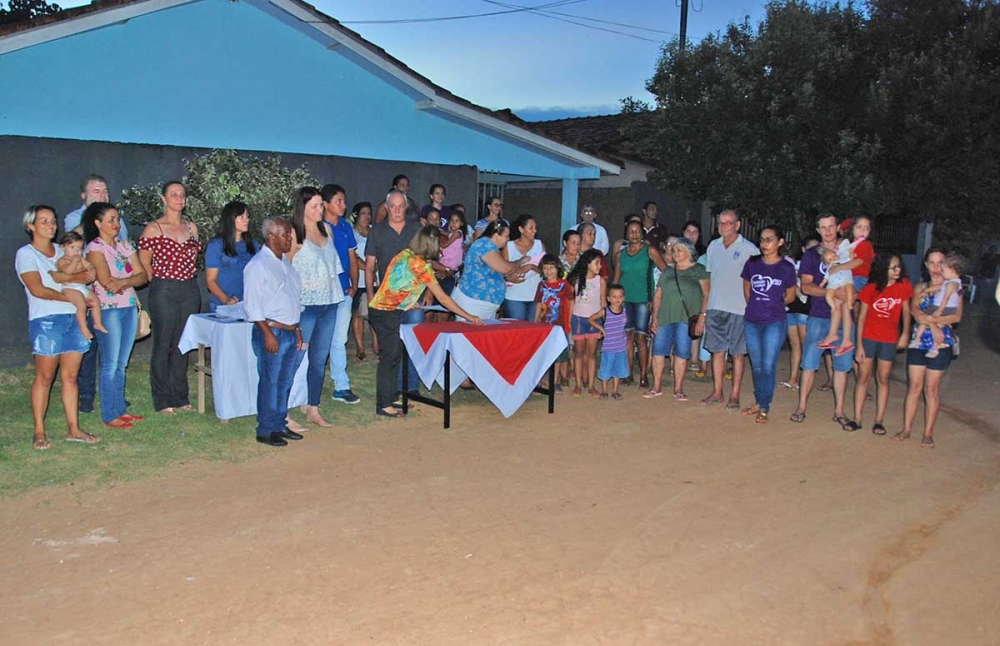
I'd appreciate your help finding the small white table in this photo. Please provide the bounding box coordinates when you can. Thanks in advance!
[179,314,308,420]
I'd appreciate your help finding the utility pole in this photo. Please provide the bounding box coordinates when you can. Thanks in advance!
[679,0,689,51]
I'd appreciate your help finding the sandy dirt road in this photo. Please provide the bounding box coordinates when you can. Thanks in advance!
[2,337,999,646]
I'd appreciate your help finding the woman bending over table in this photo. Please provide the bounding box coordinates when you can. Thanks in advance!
[369,225,483,418]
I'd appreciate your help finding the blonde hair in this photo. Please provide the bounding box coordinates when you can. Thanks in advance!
[409,224,441,260]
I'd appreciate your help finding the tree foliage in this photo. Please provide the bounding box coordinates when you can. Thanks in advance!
[0,0,61,25]
[119,150,318,249]
[629,0,1000,252]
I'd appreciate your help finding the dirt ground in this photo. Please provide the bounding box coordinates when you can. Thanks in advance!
[3,318,999,646]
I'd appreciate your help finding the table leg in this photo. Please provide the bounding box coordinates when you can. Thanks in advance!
[197,343,206,414]
[443,350,451,430]
[401,343,409,415]
[547,361,555,414]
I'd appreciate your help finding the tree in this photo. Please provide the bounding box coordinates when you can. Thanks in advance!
[631,0,1000,252]
[0,0,62,25]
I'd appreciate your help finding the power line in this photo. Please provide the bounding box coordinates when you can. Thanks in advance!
[480,0,667,42]
[333,0,585,25]
[482,0,676,34]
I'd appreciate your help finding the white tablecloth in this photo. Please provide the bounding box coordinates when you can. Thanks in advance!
[179,314,308,420]
[400,320,567,418]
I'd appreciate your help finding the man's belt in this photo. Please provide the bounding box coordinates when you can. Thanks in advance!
[266,320,299,331]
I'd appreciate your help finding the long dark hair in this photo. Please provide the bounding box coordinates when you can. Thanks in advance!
[510,213,535,241]
[448,209,468,241]
[81,202,117,245]
[215,200,256,257]
[291,186,323,243]
[567,249,603,298]
[870,250,906,293]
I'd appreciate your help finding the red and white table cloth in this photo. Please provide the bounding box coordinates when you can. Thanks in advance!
[400,320,568,418]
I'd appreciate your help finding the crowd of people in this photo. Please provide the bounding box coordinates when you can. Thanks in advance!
[15,172,975,450]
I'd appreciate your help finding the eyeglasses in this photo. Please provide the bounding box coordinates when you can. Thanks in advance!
[760,236,777,243]
[582,210,595,214]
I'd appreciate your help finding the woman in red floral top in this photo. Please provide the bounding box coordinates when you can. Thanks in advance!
[137,181,202,414]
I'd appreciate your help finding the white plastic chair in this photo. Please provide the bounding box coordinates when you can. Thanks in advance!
[961,275,977,303]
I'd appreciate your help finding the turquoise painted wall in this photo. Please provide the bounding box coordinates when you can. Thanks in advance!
[0,0,597,180]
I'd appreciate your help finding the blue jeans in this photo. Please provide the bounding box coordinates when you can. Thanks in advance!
[502,299,536,321]
[745,319,787,412]
[802,316,854,373]
[328,297,352,391]
[297,303,338,406]
[95,306,137,423]
[398,307,424,391]
[252,326,299,437]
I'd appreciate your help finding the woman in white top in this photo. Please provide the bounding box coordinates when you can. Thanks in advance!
[16,205,101,449]
[350,201,377,361]
[288,187,345,428]
[501,213,544,321]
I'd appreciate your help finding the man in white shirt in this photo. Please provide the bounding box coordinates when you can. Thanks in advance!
[701,209,759,408]
[244,217,304,447]
[64,174,129,241]
[575,204,609,254]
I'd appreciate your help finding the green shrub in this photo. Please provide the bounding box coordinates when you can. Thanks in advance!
[118,149,318,245]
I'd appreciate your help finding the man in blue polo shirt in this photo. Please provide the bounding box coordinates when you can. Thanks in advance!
[321,184,361,405]
[790,213,856,428]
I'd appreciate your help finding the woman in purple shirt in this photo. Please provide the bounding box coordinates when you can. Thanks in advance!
[740,226,797,423]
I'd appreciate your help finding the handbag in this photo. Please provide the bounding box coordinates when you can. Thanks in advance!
[672,266,703,339]
[358,296,369,321]
[136,300,152,340]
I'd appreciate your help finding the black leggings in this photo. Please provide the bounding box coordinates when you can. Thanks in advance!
[148,278,201,410]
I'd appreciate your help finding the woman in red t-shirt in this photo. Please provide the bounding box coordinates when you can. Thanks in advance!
[853,251,913,434]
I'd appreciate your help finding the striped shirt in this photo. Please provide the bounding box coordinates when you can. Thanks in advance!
[602,307,628,353]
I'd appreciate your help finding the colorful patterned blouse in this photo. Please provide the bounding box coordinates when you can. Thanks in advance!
[86,238,138,309]
[458,237,506,305]
[369,249,436,312]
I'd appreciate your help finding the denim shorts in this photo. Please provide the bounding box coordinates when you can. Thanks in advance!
[597,350,630,380]
[861,338,898,362]
[906,347,953,371]
[853,275,869,292]
[652,322,692,359]
[29,313,91,356]
[786,312,808,328]
[801,316,854,373]
[571,314,601,339]
[623,301,650,335]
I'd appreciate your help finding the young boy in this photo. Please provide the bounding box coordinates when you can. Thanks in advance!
[55,231,106,340]
[589,284,629,400]
[534,254,574,391]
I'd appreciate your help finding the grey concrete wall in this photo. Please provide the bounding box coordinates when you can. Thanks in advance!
[1,135,477,350]
[503,181,706,255]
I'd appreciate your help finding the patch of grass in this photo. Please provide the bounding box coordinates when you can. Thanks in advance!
[0,354,485,498]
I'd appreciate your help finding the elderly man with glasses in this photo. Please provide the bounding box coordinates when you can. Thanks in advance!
[575,204,609,255]
[700,209,759,409]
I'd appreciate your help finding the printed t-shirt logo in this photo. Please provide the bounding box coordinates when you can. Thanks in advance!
[872,297,902,317]
[751,274,783,299]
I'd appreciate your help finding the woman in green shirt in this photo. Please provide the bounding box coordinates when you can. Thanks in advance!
[646,238,710,400]
[613,220,665,388]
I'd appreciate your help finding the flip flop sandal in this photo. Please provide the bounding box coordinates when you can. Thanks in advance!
[892,431,911,442]
[817,341,836,350]
[872,423,887,436]
[599,393,609,400]
[920,436,935,449]
[33,436,51,450]
[789,411,806,423]
[740,405,760,416]
[673,391,688,401]
[842,420,862,432]
[835,344,855,356]
[65,431,100,444]
[832,415,851,429]
[611,393,624,401]
[725,401,741,411]
[755,410,769,424]
[643,390,663,399]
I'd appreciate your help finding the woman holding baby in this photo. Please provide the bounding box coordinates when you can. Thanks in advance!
[16,205,101,449]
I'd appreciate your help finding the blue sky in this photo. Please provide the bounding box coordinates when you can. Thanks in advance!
[59,0,768,121]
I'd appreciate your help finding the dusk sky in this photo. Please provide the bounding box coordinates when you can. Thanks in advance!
[59,0,769,121]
